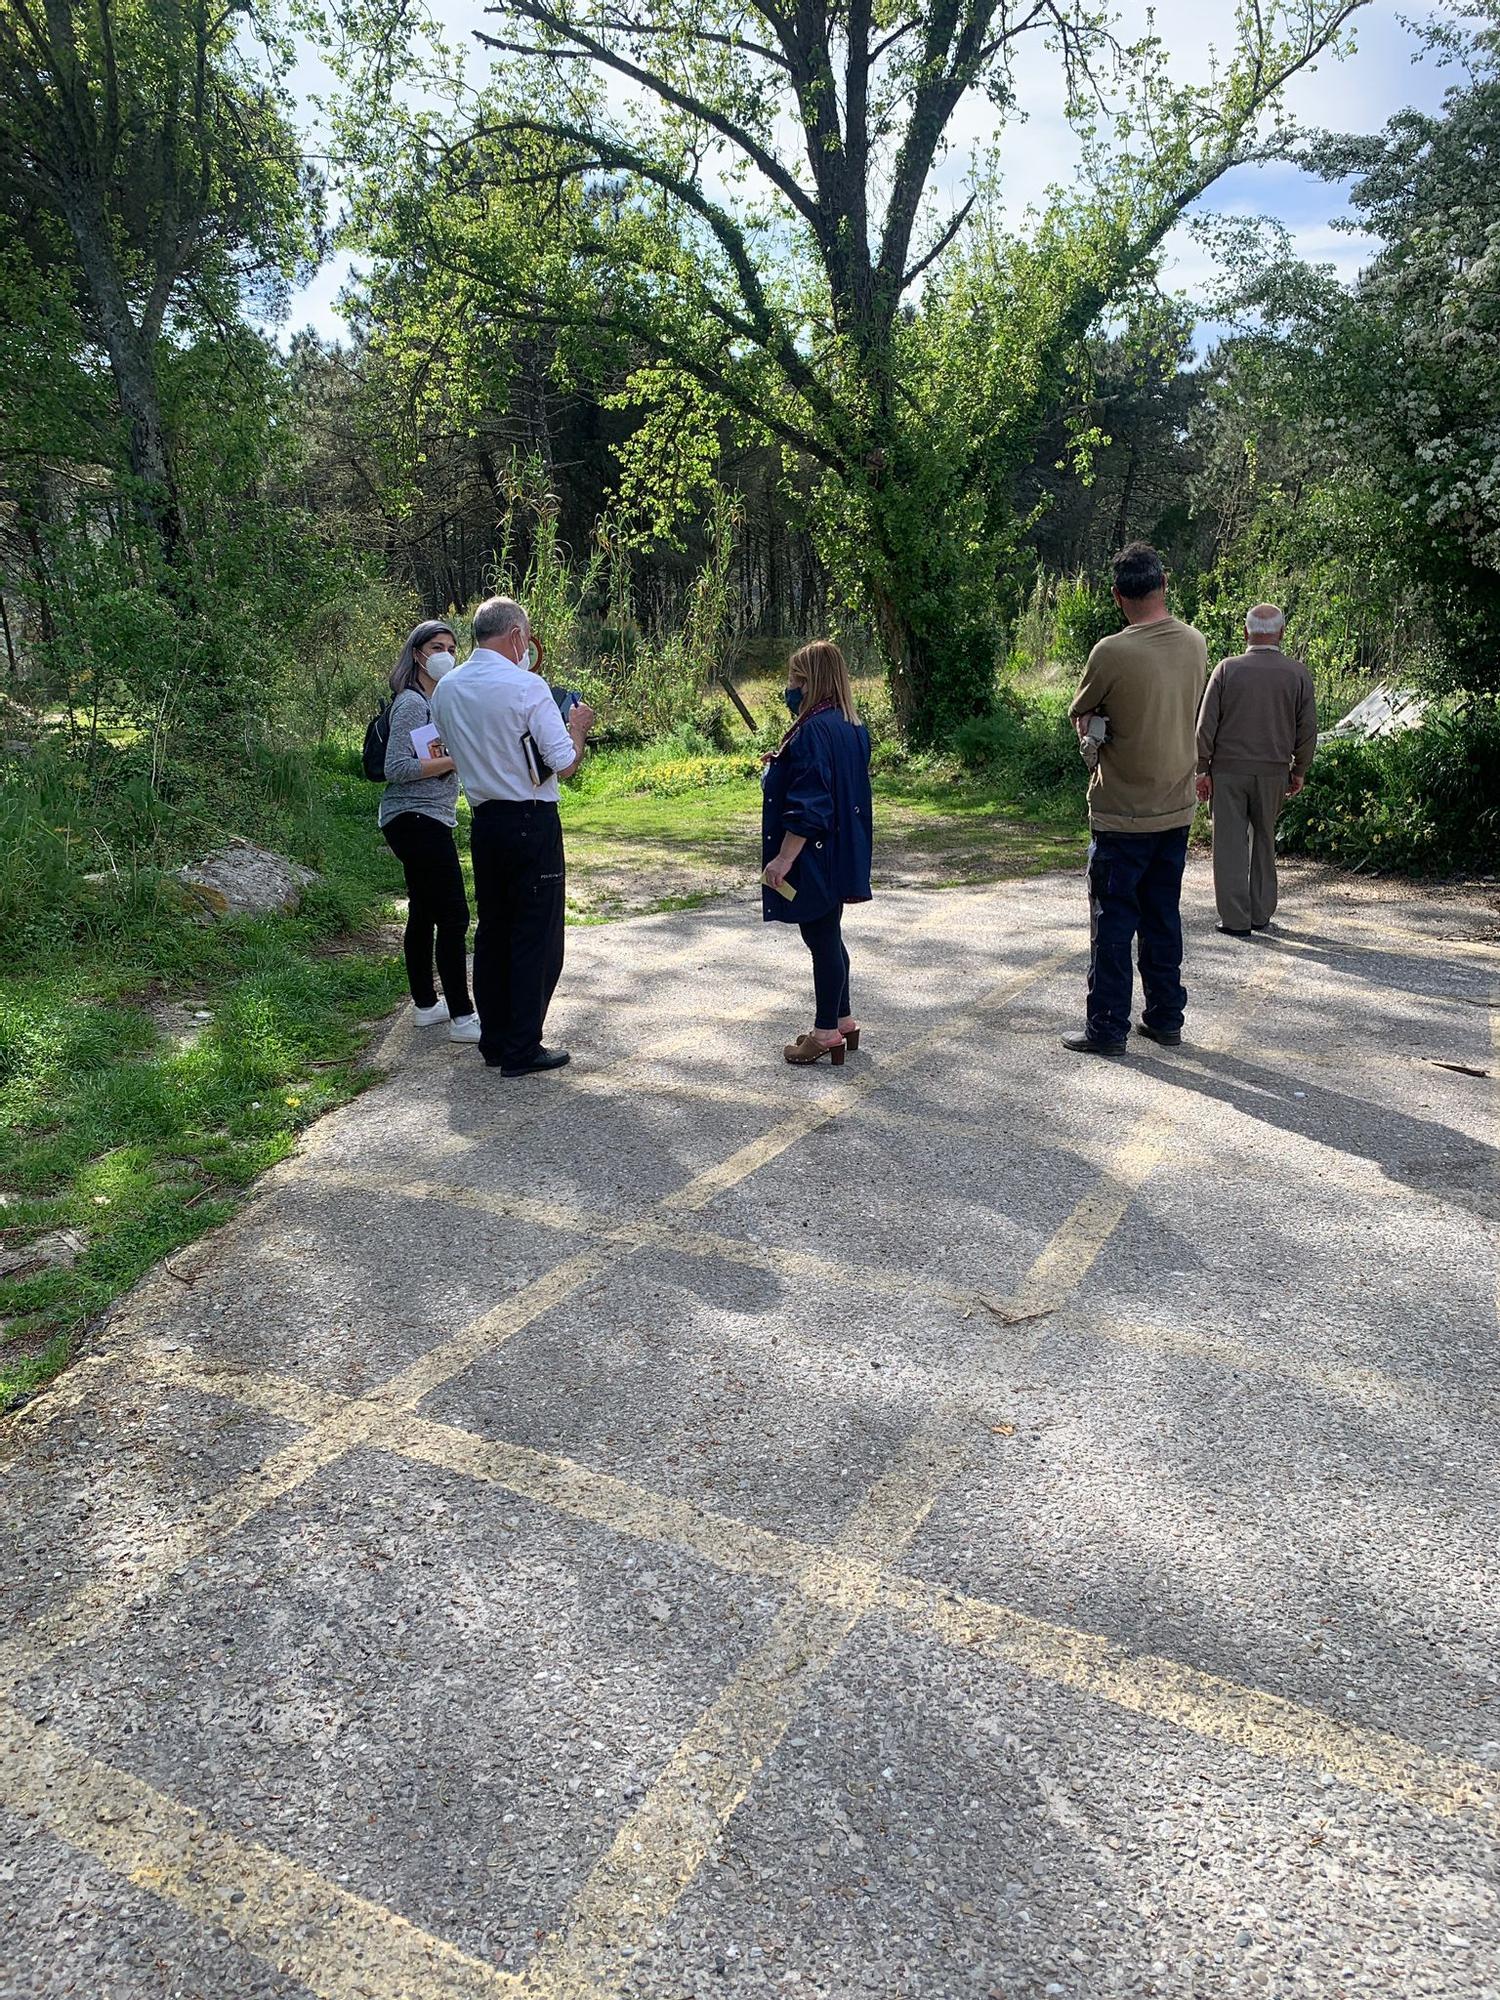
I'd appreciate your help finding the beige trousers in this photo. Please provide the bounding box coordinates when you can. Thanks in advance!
[1211,770,1287,931]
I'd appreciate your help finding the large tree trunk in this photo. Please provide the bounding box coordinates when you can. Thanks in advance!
[63,195,185,565]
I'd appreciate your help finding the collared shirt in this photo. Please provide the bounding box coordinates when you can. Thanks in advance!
[428,649,576,806]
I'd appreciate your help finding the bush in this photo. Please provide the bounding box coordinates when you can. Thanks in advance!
[952,686,1080,798]
[1279,702,1500,874]
[1052,572,1119,666]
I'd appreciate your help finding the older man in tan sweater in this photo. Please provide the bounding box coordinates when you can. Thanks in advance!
[1196,605,1317,936]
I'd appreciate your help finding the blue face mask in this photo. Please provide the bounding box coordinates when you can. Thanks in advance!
[784,685,803,716]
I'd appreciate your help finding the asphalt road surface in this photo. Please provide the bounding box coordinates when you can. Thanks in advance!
[3,862,1497,2000]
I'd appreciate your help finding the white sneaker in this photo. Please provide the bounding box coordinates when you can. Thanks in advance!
[413,999,450,1027]
[448,1014,482,1044]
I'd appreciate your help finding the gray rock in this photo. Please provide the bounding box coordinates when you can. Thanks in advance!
[176,838,317,918]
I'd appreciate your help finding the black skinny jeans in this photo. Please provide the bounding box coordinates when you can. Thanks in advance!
[798,904,851,1031]
[382,812,472,1016]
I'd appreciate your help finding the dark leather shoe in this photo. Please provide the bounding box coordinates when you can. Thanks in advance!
[1252,922,1273,932]
[494,1046,571,1077]
[1215,923,1252,938]
[1136,1022,1182,1046]
[1061,1031,1126,1056]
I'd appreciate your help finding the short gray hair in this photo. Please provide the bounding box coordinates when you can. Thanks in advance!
[1246,602,1286,638]
[472,595,529,646]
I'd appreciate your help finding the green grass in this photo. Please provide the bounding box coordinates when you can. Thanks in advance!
[0,742,408,1410]
[560,699,1088,917]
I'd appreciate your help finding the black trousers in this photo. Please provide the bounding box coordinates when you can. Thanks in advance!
[470,799,566,1066]
[1085,826,1190,1044]
[381,812,472,1016]
[798,905,851,1031]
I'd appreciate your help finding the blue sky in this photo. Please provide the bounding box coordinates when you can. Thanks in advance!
[280,0,1455,343]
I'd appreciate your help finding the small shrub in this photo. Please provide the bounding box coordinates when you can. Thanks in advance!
[953,687,1079,798]
[1052,573,1119,666]
[1279,702,1500,873]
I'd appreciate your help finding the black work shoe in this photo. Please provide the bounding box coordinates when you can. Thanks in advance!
[494,1046,571,1077]
[1061,1031,1126,1057]
[1215,923,1253,938]
[1252,922,1273,932]
[1136,1022,1182,1047]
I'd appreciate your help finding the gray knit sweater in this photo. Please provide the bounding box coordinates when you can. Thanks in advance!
[377,687,460,828]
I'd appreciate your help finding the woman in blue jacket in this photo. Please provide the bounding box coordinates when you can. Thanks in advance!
[762,641,874,1065]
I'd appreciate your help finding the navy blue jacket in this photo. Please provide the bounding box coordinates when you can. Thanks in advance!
[761,707,873,924]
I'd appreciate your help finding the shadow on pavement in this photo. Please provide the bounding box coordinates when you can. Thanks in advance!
[1146,1045,1498,1220]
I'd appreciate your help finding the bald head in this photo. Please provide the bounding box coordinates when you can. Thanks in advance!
[1245,603,1285,647]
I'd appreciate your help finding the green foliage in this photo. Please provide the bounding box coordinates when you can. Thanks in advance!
[952,686,1081,805]
[1051,573,1119,666]
[1207,8,1500,696]
[331,0,1363,744]
[0,736,407,1409]
[1280,705,1500,875]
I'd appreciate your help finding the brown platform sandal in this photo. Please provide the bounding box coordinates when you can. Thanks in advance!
[784,1031,846,1067]
[838,1023,861,1051]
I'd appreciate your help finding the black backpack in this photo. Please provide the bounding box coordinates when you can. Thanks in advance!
[362,699,392,781]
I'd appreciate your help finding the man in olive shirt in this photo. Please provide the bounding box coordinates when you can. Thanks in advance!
[1064,542,1207,1055]
[1196,604,1317,936]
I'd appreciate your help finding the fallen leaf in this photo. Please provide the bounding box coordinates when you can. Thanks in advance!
[1426,1060,1490,1078]
[988,1422,1017,1437]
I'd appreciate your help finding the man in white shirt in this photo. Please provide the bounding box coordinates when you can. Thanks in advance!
[429,596,595,1075]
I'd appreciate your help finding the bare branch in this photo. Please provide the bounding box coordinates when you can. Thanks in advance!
[475,0,819,229]
[902,192,977,289]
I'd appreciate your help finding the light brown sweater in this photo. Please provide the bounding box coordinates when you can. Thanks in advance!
[1197,647,1318,776]
[1068,616,1208,833]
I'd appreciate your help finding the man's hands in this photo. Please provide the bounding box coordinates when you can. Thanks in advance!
[1196,773,1212,804]
[560,699,596,782]
[1286,772,1305,797]
[1073,710,1095,744]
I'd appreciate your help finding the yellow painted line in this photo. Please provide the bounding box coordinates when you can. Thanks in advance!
[97,1354,1500,1838]
[883,1584,1499,1833]
[1,1256,612,1687]
[988,950,1292,1323]
[0,1702,524,1999]
[4,1350,124,1434]
[299,1167,1463,1422]
[8,943,1069,1687]
[517,1415,969,2000]
[300,1168,972,1310]
[369,1251,610,1413]
[661,951,1073,1213]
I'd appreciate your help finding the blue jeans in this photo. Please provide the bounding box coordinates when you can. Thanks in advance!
[1085,826,1190,1044]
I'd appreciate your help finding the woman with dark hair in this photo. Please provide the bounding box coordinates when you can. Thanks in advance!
[379,620,479,1042]
[761,640,873,1066]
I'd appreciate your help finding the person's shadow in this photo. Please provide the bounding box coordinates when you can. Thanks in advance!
[1260,926,1496,1010]
[1144,1044,1498,1222]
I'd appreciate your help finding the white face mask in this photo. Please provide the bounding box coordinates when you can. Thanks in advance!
[514,637,534,670]
[425,650,456,680]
